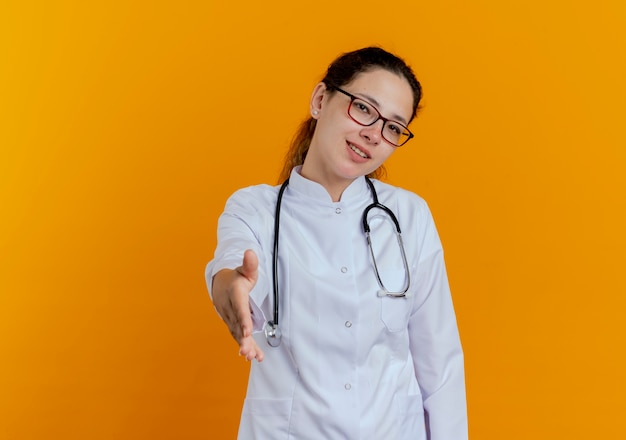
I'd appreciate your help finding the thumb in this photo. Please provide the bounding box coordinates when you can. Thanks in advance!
[238,249,258,282]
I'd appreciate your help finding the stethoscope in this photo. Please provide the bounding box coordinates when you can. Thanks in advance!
[264,177,411,347]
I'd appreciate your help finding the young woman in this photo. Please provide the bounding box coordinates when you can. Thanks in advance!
[206,47,467,439]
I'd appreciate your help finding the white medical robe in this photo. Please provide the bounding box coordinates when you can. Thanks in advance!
[206,167,467,439]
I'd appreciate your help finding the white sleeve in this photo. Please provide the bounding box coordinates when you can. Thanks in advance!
[408,209,468,440]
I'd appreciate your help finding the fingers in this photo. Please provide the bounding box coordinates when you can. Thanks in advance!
[239,333,265,362]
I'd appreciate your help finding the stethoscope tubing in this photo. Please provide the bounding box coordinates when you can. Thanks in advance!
[265,176,411,347]
[272,179,290,328]
[264,178,290,347]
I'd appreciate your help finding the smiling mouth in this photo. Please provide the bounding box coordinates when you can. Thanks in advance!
[348,142,369,159]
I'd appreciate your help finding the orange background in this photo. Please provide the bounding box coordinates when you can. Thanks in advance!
[1,1,625,438]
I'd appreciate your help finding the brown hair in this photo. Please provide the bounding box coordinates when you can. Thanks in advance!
[278,47,422,183]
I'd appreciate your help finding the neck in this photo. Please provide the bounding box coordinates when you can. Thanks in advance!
[299,163,354,202]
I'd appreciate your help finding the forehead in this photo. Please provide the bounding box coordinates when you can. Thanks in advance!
[343,69,414,124]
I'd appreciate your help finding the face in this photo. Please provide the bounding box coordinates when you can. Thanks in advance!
[302,68,414,192]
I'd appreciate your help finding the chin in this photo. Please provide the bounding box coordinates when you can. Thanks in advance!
[338,167,375,181]
[332,157,380,180]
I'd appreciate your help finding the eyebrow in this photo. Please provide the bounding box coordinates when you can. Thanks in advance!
[356,92,409,126]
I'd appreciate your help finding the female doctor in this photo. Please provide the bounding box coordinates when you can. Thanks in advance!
[206,47,467,439]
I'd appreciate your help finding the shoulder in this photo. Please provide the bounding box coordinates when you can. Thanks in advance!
[370,179,430,212]
[369,179,438,234]
[224,183,280,209]
[217,183,280,239]
[216,184,281,227]
[370,179,444,256]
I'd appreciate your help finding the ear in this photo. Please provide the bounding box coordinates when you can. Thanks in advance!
[309,82,327,119]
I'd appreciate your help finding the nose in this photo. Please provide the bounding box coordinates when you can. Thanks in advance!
[360,119,384,145]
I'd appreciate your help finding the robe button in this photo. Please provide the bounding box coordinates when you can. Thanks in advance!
[344,383,352,390]
[335,208,342,214]
[340,267,348,273]
[345,321,352,328]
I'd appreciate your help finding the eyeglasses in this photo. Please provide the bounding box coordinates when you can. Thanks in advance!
[334,87,414,147]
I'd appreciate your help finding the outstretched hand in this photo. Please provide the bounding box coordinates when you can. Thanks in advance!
[212,249,265,362]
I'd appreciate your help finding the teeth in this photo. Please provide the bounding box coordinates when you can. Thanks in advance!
[349,143,368,158]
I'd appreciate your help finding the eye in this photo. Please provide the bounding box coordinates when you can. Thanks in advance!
[387,123,402,135]
[353,100,371,114]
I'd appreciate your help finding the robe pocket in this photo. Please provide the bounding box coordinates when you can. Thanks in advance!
[379,269,411,332]
[394,393,427,440]
[240,397,293,439]
[243,397,292,415]
[380,296,411,332]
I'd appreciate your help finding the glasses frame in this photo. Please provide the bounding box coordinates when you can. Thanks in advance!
[333,86,414,147]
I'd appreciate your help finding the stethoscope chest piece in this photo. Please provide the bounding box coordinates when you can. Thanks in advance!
[264,320,282,347]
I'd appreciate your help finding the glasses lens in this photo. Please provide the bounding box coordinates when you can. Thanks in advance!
[347,96,411,147]
[382,122,411,147]
[348,99,378,125]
